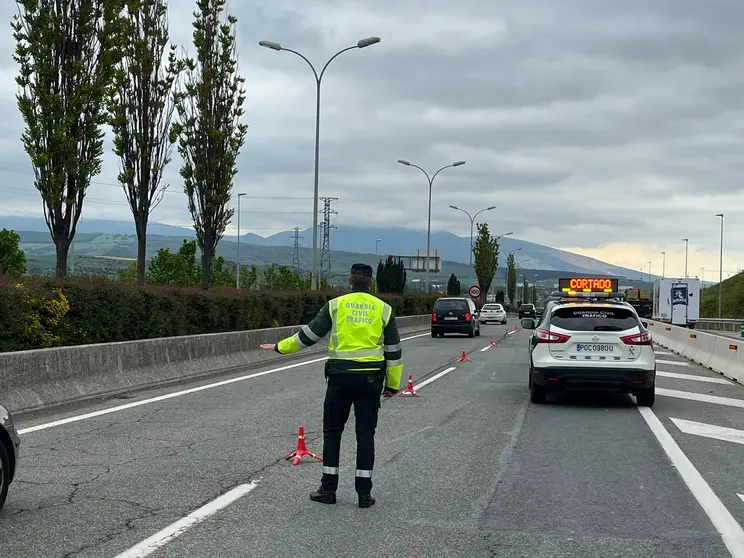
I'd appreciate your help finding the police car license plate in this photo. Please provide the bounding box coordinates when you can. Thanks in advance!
[577,344,613,352]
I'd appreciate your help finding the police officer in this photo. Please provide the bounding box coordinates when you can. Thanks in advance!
[260,263,404,508]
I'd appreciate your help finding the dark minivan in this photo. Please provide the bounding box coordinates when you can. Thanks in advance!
[431,297,481,338]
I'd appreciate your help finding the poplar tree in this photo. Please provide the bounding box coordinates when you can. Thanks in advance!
[507,252,517,305]
[472,222,499,301]
[172,0,248,289]
[109,0,185,284]
[13,0,123,277]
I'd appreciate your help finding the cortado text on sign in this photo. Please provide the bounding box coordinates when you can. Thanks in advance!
[558,277,618,293]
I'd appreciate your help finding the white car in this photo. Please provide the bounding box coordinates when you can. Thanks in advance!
[521,293,656,406]
[479,303,507,324]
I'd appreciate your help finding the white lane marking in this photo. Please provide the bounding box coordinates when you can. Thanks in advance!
[637,407,744,557]
[657,388,744,408]
[115,481,258,558]
[672,418,744,446]
[739,494,744,505]
[656,359,690,367]
[414,367,457,390]
[480,345,491,352]
[19,332,430,435]
[657,371,732,385]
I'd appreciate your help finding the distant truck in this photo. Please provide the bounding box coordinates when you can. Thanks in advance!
[652,277,700,328]
[621,286,653,318]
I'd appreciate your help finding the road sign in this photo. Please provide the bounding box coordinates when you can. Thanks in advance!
[468,285,481,298]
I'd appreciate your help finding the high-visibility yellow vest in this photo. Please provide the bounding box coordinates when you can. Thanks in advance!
[327,292,393,363]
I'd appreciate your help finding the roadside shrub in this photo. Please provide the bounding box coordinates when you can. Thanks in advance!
[0,276,439,352]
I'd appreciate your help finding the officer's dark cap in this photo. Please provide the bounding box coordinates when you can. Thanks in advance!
[350,263,373,278]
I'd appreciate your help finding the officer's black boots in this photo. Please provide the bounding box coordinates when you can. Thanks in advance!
[309,486,336,504]
[358,494,375,508]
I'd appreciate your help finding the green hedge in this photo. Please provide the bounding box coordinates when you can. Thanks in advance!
[0,276,439,353]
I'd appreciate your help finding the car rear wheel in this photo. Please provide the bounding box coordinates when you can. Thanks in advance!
[635,386,655,407]
[431,330,436,338]
[0,442,9,511]
[530,381,546,403]
[529,369,546,403]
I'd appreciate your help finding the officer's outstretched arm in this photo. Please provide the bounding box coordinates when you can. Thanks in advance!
[275,302,333,355]
[382,307,403,393]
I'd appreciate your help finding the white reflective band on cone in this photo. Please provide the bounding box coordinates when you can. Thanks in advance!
[355,469,372,478]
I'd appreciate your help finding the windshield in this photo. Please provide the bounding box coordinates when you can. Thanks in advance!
[550,306,638,332]
[434,299,469,312]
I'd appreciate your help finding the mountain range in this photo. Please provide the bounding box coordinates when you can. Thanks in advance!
[0,214,654,280]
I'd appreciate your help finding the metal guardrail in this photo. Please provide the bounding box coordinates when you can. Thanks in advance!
[695,318,744,334]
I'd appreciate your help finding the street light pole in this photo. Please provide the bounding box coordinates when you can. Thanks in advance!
[375,238,382,255]
[259,37,381,290]
[682,238,689,278]
[398,159,466,293]
[647,261,651,283]
[716,213,723,318]
[449,205,496,267]
[661,251,665,279]
[236,193,246,288]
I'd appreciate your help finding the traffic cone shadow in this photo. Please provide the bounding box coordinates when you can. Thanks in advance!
[284,425,323,466]
[396,375,420,397]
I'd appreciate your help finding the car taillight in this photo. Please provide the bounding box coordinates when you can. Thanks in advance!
[432,313,437,322]
[465,312,471,321]
[536,328,570,343]
[621,332,652,345]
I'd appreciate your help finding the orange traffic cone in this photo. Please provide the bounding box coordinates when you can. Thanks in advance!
[284,425,323,466]
[397,375,420,397]
[489,337,495,347]
[457,348,472,362]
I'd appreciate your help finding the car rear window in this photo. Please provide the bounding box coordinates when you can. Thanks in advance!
[482,304,503,310]
[550,306,638,332]
[520,304,533,310]
[435,299,469,312]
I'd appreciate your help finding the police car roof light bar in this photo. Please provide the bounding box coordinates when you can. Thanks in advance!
[550,291,626,300]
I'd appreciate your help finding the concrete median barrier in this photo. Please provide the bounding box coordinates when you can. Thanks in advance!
[0,315,431,415]
[648,320,743,383]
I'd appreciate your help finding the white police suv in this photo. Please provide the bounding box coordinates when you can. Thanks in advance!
[520,277,655,406]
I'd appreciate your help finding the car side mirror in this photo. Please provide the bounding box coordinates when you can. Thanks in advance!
[521,318,536,329]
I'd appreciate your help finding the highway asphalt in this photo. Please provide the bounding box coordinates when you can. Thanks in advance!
[4,323,744,557]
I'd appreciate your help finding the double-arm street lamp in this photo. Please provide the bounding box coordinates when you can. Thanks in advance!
[397,159,466,293]
[448,205,496,266]
[259,36,381,290]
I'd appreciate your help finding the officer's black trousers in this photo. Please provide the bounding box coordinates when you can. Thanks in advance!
[320,373,382,494]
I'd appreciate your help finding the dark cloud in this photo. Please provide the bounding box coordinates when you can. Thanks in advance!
[0,0,741,271]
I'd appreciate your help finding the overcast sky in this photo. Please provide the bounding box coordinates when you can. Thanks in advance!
[0,0,742,279]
